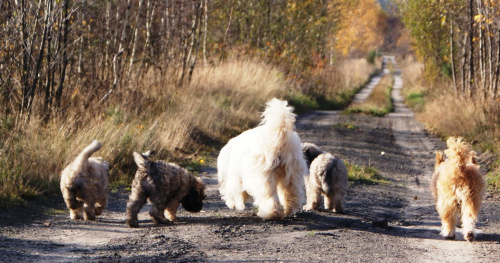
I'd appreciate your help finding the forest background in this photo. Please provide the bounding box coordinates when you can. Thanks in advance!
[0,0,498,207]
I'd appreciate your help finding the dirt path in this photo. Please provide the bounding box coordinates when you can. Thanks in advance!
[1,57,499,262]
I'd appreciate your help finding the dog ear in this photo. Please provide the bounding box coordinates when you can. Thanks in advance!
[435,151,444,165]
[133,152,149,168]
[302,143,322,165]
[469,151,478,165]
[142,150,155,157]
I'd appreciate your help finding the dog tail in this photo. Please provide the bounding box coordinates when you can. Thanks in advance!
[74,140,101,168]
[77,140,101,162]
[444,137,472,171]
[133,151,150,168]
[259,98,297,171]
[260,98,296,133]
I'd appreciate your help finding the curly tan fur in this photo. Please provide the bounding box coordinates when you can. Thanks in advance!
[60,140,109,220]
[302,142,348,213]
[126,151,206,228]
[431,137,485,242]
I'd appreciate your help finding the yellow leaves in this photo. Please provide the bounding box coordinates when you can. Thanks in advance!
[335,0,386,57]
[474,14,494,24]
[441,15,447,26]
[136,124,144,135]
[71,88,79,101]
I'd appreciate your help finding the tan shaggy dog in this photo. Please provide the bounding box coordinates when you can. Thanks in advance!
[126,151,206,228]
[431,137,485,242]
[217,98,307,220]
[302,142,348,213]
[60,140,109,220]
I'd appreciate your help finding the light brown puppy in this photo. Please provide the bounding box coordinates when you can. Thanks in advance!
[60,140,109,220]
[302,142,348,213]
[126,151,206,228]
[431,137,485,242]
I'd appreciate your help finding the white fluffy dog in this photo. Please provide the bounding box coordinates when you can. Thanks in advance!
[217,98,307,220]
[60,140,109,220]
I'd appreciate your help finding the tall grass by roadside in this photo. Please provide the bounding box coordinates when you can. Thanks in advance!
[345,74,394,116]
[0,60,288,207]
[400,56,500,191]
[0,58,377,207]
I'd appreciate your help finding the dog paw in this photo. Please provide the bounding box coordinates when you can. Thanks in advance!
[302,205,314,211]
[334,207,345,214]
[84,214,96,220]
[126,220,139,228]
[444,234,456,240]
[152,217,171,225]
[465,231,475,242]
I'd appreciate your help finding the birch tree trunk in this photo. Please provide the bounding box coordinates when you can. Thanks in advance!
[128,0,144,80]
[203,0,208,65]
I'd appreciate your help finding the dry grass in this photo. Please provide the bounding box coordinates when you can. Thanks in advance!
[0,58,377,207]
[346,74,394,116]
[0,60,288,206]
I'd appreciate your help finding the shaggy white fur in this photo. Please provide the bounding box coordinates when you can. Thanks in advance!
[60,140,109,220]
[217,98,307,220]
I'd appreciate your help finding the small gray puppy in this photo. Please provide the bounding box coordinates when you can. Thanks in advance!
[302,142,347,213]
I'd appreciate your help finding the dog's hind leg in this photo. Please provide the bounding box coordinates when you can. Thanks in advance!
[303,176,320,211]
[325,191,345,214]
[224,173,246,211]
[437,199,458,239]
[256,175,284,219]
[126,188,148,227]
[461,196,480,242]
[62,188,84,220]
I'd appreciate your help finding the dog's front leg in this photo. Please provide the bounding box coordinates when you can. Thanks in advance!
[149,203,170,224]
[84,202,96,220]
[165,200,180,222]
[63,189,84,220]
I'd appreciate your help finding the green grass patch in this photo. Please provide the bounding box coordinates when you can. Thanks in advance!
[333,123,358,130]
[486,170,500,191]
[345,160,389,185]
[287,93,320,113]
[405,91,425,112]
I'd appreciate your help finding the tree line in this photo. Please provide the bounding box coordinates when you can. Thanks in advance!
[0,0,388,123]
[401,0,500,100]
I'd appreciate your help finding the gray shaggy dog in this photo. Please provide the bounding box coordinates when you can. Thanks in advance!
[60,140,109,220]
[302,142,348,213]
[126,151,206,228]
